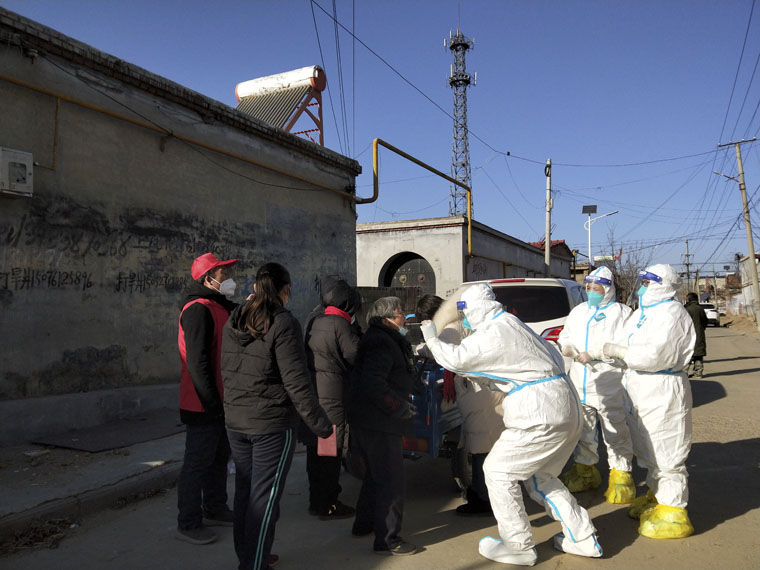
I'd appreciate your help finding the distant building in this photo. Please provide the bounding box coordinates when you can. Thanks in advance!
[356,216,572,299]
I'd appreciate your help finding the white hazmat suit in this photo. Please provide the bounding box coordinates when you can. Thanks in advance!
[596,264,695,539]
[557,266,635,503]
[421,284,601,565]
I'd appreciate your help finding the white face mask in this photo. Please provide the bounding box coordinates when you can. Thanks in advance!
[211,276,237,297]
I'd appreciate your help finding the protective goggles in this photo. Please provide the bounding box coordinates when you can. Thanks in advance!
[637,270,663,283]
[584,274,612,286]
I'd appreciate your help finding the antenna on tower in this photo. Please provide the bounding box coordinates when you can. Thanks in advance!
[444,26,475,217]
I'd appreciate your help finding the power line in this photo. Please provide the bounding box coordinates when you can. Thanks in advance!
[310,0,345,155]
[309,1,725,170]
[724,0,756,142]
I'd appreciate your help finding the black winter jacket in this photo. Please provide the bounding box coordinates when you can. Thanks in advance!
[221,303,332,438]
[348,318,420,436]
[684,299,708,357]
[302,309,360,446]
[179,281,237,424]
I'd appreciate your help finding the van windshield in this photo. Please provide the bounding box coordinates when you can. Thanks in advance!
[494,286,570,323]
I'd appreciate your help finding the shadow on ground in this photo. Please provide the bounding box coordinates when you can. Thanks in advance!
[690,379,727,408]
[688,438,760,534]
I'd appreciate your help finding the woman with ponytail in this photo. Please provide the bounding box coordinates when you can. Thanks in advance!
[221,262,332,570]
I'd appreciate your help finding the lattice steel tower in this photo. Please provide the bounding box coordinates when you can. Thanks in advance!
[445,27,475,216]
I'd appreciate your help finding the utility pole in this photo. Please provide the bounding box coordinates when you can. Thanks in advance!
[544,158,552,277]
[684,239,691,291]
[716,137,760,329]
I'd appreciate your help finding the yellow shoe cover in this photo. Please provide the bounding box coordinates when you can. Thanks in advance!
[639,504,694,539]
[627,490,657,519]
[604,469,636,504]
[560,463,601,493]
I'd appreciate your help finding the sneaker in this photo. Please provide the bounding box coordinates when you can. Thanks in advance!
[374,541,417,555]
[175,525,217,545]
[319,501,356,520]
[553,532,603,558]
[202,507,234,527]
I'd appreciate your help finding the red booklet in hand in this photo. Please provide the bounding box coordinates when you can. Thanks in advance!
[317,425,338,457]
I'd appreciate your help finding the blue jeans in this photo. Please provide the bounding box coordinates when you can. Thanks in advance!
[228,428,295,570]
[177,421,230,529]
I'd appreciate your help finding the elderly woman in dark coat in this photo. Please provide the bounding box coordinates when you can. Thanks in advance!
[303,276,361,519]
[347,296,421,556]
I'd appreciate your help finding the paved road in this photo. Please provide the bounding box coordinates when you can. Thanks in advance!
[4,327,759,570]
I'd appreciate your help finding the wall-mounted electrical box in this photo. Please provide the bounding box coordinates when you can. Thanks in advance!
[0,147,34,198]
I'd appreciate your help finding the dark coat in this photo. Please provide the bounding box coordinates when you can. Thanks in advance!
[178,281,237,424]
[300,276,361,447]
[685,299,708,357]
[221,303,332,438]
[347,318,420,436]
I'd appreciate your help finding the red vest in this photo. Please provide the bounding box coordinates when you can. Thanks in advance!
[178,298,230,412]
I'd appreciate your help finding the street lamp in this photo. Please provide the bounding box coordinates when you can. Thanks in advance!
[582,205,619,266]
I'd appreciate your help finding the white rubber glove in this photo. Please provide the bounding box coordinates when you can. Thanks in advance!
[603,343,628,361]
[576,351,594,365]
[560,343,579,358]
[420,319,438,341]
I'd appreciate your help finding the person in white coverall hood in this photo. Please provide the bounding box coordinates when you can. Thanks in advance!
[421,284,601,566]
[587,264,695,539]
[557,266,636,503]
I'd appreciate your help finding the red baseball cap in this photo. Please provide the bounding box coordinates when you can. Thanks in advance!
[191,253,238,280]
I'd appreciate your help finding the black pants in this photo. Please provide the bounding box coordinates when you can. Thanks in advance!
[306,444,343,513]
[352,426,405,550]
[177,421,231,530]
[228,428,295,570]
[471,452,490,502]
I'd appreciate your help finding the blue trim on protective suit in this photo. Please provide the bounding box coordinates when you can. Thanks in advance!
[531,475,576,542]
[640,297,675,310]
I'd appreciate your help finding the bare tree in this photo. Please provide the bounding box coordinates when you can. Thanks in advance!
[604,231,657,307]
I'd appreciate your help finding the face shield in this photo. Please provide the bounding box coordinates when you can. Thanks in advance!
[456,300,474,338]
[584,273,612,307]
[631,269,663,306]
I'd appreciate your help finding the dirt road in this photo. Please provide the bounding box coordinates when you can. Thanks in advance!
[3,326,758,570]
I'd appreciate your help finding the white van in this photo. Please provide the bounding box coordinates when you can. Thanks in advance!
[461,277,588,350]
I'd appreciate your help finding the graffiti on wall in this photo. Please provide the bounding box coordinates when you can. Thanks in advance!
[115,271,188,294]
[0,267,94,291]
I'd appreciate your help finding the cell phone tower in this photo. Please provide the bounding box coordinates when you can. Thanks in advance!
[445,27,476,217]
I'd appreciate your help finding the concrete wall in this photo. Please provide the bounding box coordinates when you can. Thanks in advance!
[357,217,571,299]
[356,219,466,298]
[740,255,759,319]
[0,10,360,443]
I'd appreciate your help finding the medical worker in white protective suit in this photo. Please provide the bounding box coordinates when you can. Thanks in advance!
[585,264,695,539]
[557,266,636,503]
[420,284,602,566]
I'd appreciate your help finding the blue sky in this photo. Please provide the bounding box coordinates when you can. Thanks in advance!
[3,0,759,274]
